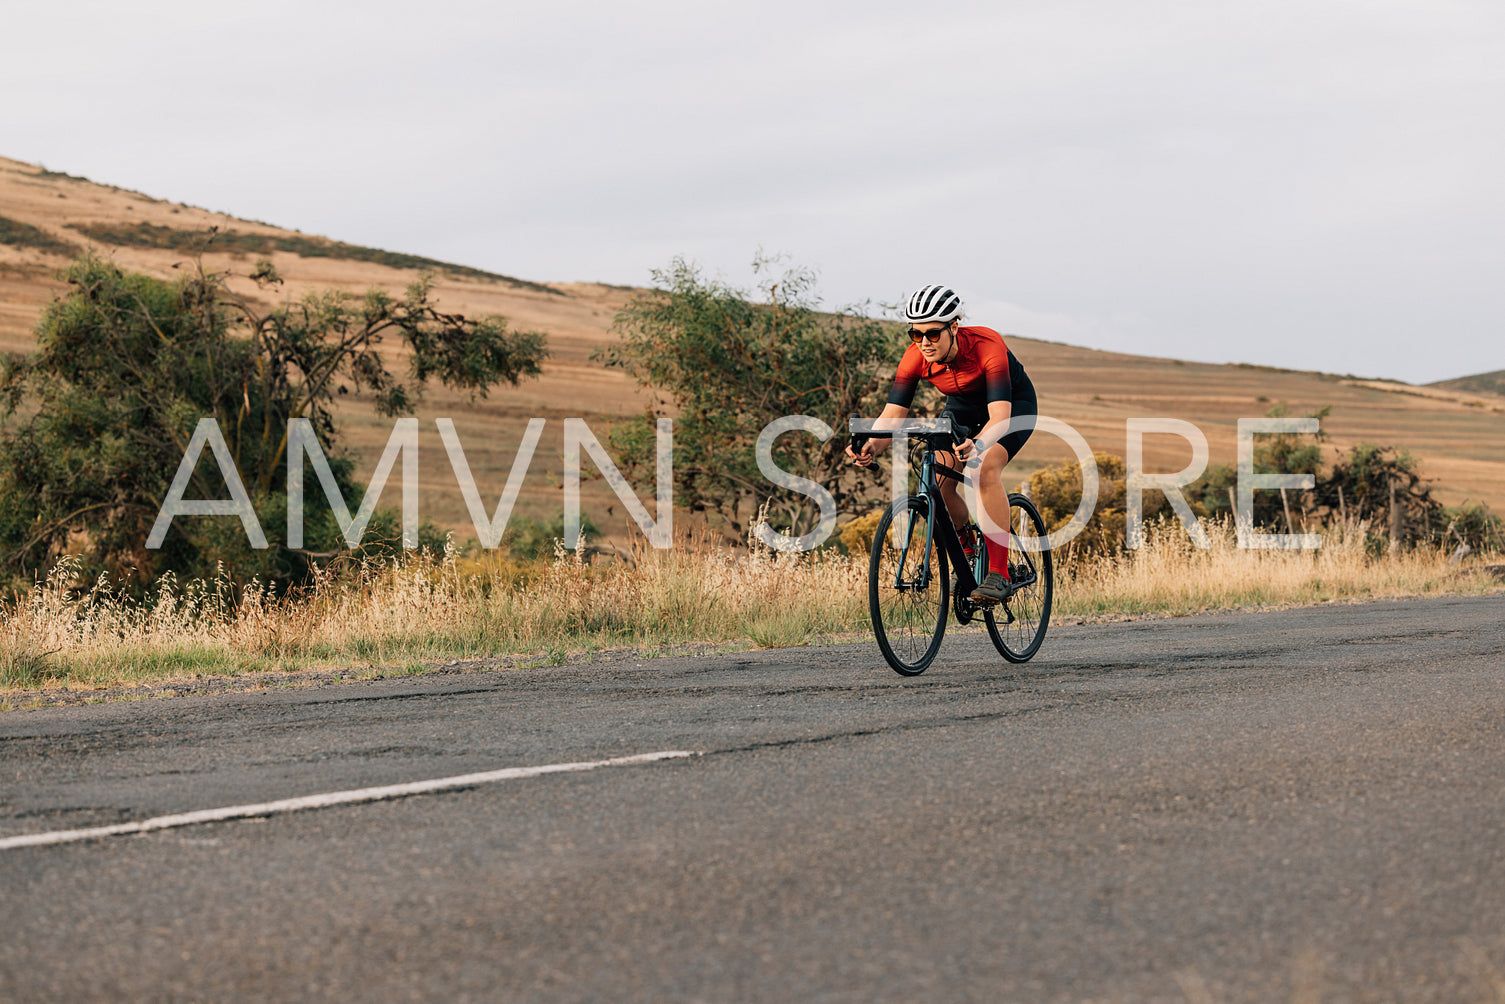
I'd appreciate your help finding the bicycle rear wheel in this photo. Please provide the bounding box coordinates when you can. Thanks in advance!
[869,496,949,676]
[983,492,1053,663]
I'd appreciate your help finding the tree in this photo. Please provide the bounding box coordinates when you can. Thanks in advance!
[1313,443,1444,545]
[0,253,547,586]
[1186,402,1329,526]
[1178,403,1453,547]
[1439,500,1504,553]
[595,256,896,538]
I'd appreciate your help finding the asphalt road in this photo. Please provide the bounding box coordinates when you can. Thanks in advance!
[3,595,1505,1003]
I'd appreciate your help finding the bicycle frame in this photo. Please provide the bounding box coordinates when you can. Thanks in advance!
[890,447,979,596]
[850,418,979,597]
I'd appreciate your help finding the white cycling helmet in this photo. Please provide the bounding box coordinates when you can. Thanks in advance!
[905,283,963,324]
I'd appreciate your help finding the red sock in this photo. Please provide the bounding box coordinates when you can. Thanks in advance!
[985,532,1009,578]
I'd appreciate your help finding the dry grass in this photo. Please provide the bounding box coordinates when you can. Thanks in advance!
[1059,516,1503,618]
[0,530,869,694]
[1,515,1500,699]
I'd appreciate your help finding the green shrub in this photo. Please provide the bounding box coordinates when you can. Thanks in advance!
[0,215,79,256]
[64,222,560,293]
[502,513,601,561]
[1442,502,1504,553]
[1027,452,1175,565]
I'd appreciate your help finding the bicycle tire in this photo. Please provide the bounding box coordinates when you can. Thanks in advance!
[869,495,949,676]
[982,492,1053,663]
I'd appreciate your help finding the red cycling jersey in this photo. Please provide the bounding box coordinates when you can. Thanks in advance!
[885,326,1035,422]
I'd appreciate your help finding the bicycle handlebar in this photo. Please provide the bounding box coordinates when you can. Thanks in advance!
[851,430,960,447]
[848,414,960,451]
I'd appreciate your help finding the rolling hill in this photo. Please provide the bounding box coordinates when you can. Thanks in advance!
[3,154,1502,546]
[1432,369,1505,399]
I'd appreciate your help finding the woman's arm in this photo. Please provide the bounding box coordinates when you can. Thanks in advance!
[958,400,1013,461]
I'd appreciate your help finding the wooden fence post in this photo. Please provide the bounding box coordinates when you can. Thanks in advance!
[1388,479,1403,555]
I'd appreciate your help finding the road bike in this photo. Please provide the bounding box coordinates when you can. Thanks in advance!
[850,418,1053,676]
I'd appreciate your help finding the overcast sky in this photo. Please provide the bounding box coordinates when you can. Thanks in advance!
[4,0,1502,383]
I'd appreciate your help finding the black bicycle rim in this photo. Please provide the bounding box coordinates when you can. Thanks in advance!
[984,493,1053,663]
[868,496,949,676]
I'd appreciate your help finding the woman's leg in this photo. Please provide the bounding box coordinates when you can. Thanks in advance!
[936,450,973,529]
[937,409,980,530]
[976,444,1014,579]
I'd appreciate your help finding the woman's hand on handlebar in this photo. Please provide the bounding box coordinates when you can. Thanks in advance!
[846,440,877,467]
[848,434,894,466]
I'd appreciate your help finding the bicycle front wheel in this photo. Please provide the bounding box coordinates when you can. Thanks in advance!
[983,492,1053,663]
[869,496,949,676]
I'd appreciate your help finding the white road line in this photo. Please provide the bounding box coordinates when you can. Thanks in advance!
[0,750,697,851]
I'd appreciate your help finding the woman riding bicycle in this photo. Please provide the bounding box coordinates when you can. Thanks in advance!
[846,283,1038,603]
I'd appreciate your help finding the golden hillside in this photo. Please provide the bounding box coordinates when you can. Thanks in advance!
[3,154,1502,545]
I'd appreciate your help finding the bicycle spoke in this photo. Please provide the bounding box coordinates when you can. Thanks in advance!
[869,497,948,675]
[984,493,1053,663]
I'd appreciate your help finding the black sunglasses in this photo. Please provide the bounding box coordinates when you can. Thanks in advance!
[907,324,952,343]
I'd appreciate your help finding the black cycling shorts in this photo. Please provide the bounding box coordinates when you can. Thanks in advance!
[942,395,1037,460]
